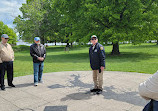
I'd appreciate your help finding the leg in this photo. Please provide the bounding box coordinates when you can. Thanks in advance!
[38,62,44,82]
[93,70,98,89]
[0,63,6,90]
[0,63,2,86]
[38,64,40,81]
[96,70,103,94]
[98,71,103,90]
[7,61,14,86]
[33,63,39,85]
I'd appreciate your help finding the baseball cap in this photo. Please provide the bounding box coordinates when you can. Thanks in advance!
[1,34,9,38]
[34,37,40,41]
[91,35,97,39]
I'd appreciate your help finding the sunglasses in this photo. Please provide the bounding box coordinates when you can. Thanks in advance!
[5,38,9,40]
[91,38,96,40]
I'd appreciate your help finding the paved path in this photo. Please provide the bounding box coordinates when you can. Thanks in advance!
[0,71,151,111]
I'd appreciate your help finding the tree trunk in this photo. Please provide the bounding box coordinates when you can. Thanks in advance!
[71,42,73,47]
[55,40,56,46]
[40,37,44,45]
[66,42,69,47]
[111,42,120,55]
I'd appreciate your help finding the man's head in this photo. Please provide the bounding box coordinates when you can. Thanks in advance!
[1,34,9,44]
[90,35,98,45]
[34,37,40,44]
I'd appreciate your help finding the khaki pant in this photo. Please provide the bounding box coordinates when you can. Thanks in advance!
[93,70,103,90]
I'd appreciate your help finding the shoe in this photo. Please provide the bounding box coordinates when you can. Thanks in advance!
[9,84,15,87]
[1,86,5,91]
[90,88,98,92]
[96,89,102,95]
[39,80,44,83]
[34,83,38,86]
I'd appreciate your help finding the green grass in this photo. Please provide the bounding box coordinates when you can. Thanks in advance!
[13,43,158,77]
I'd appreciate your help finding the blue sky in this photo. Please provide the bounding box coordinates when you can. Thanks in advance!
[0,0,26,28]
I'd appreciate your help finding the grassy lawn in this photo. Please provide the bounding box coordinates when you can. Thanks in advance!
[13,43,158,77]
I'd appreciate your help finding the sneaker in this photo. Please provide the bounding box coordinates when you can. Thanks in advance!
[1,85,5,91]
[39,80,44,83]
[34,83,38,86]
[96,89,102,95]
[9,84,15,87]
[90,88,98,92]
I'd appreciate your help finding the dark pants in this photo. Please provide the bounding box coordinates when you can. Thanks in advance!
[0,61,14,87]
[143,99,158,111]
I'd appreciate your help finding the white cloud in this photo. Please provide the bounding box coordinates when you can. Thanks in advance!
[0,0,26,28]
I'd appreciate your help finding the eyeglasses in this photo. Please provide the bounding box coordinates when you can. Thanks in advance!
[91,38,96,40]
[5,38,9,40]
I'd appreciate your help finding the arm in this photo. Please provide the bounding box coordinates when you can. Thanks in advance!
[0,46,2,63]
[43,46,46,59]
[99,46,106,69]
[30,45,38,59]
[10,44,14,61]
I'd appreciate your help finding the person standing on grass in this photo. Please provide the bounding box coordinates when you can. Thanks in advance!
[0,34,15,91]
[30,37,46,86]
[89,35,106,94]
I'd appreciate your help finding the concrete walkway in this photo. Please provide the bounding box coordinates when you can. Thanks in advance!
[0,71,151,111]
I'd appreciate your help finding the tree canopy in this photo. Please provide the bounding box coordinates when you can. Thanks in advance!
[14,0,158,54]
[0,21,17,44]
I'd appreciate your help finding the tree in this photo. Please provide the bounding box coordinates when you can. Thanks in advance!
[0,21,17,44]
[14,0,47,44]
[14,0,158,51]
[81,0,158,54]
[58,0,158,54]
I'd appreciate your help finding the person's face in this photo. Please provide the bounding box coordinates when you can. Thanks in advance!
[34,40,40,44]
[91,37,98,45]
[1,37,9,43]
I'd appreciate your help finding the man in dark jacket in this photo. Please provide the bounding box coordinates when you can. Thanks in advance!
[30,37,46,86]
[89,35,105,94]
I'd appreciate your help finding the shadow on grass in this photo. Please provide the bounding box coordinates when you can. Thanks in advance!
[15,51,156,64]
[15,52,89,63]
[106,52,156,62]
[13,46,87,53]
[120,44,158,49]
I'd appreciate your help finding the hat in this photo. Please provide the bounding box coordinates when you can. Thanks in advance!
[34,37,40,41]
[91,35,97,39]
[1,34,9,38]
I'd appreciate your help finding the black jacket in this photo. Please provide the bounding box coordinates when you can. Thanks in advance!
[30,43,46,63]
[89,43,105,70]
[143,99,157,111]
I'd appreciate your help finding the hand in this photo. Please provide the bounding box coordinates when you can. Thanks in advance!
[100,66,104,72]
[41,57,44,61]
[38,57,44,61]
